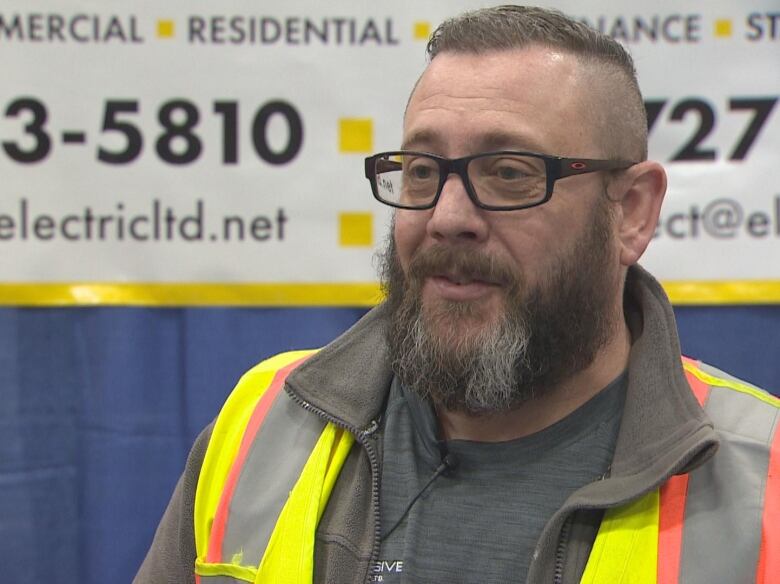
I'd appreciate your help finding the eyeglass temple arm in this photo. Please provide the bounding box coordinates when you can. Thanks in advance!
[556,158,636,178]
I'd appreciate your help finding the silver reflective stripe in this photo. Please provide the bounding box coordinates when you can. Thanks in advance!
[220,391,326,568]
[199,577,248,584]
[680,381,778,583]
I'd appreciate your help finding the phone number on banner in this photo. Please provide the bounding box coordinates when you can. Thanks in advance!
[1,97,303,165]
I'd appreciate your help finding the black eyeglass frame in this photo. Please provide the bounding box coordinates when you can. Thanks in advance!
[364,150,637,211]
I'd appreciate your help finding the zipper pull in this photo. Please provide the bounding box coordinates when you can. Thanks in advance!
[361,418,380,439]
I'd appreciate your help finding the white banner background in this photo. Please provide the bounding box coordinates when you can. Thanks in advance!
[1,1,778,303]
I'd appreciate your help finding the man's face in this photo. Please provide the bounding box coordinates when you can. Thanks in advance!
[384,47,624,413]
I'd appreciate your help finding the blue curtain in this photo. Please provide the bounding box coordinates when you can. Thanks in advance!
[0,306,777,583]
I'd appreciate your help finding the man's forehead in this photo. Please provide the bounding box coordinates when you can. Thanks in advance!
[406,47,585,120]
[403,47,591,155]
[410,92,545,116]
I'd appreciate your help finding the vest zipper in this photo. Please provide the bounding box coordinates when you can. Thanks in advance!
[284,388,383,584]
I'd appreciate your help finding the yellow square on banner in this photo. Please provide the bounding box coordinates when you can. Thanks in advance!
[157,20,175,38]
[339,119,373,153]
[339,213,373,247]
[414,21,431,41]
[714,19,733,37]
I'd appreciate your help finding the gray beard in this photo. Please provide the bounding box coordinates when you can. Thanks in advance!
[380,202,616,415]
[391,288,533,412]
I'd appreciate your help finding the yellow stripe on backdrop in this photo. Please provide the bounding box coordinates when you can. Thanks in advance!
[663,281,780,305]
[0,283,384,307]
[1,281,780,307]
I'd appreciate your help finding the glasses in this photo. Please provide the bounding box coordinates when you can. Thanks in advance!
[364,151,636,211]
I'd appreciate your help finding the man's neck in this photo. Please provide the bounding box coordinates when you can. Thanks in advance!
[435,322,632,442]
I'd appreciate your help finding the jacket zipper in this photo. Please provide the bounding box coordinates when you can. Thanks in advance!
[284,388,382,584]
[552,514,573,584]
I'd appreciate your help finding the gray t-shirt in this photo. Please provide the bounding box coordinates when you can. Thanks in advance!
[373,373,626,584]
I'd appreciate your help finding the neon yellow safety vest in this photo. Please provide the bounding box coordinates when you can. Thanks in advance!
[193,352,779,584]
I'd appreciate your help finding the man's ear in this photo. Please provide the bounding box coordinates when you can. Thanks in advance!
[611,161,667,266]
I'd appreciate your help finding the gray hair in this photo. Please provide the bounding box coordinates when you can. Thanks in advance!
[425,5,648,161]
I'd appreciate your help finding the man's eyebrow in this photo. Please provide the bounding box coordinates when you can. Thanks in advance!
[401,130,550,154]
[401,129,440,151]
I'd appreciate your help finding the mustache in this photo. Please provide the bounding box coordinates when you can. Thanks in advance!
[405,245,520,289]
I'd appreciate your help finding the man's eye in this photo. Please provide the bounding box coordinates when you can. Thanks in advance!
[407,163,436,180]
[495,166,527,180]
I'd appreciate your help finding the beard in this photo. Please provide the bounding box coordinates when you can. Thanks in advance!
[380,199,619,415]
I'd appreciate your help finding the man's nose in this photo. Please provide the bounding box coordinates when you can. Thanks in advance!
[425,172,490,243]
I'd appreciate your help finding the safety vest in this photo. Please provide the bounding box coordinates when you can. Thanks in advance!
[193,352,779,584]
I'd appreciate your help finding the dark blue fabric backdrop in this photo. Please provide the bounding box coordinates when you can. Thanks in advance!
[1,306,777,584]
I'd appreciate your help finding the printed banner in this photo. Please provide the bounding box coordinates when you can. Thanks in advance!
[1,1,778,305]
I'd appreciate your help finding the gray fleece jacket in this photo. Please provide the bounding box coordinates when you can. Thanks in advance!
[135,265,719,584]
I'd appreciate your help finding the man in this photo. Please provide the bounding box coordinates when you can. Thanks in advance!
[137,6,778,583]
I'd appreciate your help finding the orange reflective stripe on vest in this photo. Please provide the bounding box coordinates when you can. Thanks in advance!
[756,421,780,584]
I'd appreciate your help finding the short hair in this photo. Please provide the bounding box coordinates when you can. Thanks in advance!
[425,5,648,161]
